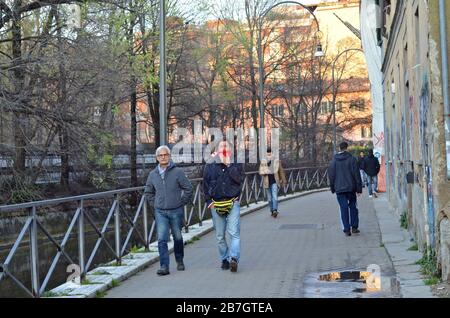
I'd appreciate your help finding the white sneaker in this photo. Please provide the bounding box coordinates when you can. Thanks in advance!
[369,195,373,198]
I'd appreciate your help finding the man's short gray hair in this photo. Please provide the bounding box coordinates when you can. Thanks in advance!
[155,145,171,156]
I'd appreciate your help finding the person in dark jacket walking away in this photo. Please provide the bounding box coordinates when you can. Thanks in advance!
[203,140,244,272]
[363,149,381,198]
[144,145,193,276]
[328,142,363,236]
[357,152,367,188]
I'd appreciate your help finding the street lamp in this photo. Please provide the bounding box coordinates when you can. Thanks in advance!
[331,48,364,154]
[257,1,323,130]
[159,0,167,146]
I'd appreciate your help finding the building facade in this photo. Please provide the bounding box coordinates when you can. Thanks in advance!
[376,0,450,281]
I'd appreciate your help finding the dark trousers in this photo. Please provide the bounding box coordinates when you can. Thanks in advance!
[336,192,359,232]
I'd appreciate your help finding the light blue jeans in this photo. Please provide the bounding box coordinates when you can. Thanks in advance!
[266,183,279,213]
[367,175,378,195]
[211,202,241,263]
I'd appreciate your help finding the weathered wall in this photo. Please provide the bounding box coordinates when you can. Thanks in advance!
[381,0,450,281]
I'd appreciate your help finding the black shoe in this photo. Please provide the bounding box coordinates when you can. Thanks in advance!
[230,258,238,272]
[344,231,352,237]
[157,267,170,276]
[221,259,230,270]
[352,228,360,234]
[177,261,185,271]
[272,211,279,218]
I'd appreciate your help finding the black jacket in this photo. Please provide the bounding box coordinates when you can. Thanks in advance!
[328,151,362,194]
[357,157,365,170]
[203,163,244,206]
[363,155,381,177]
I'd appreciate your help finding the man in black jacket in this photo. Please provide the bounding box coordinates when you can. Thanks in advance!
[328,142,363,236]
[363,149,381,198]
[203,140,244,272]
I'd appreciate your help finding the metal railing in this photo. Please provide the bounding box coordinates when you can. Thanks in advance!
[0,165,329,297]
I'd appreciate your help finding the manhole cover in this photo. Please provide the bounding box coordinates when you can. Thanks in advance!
[279,224,324,230]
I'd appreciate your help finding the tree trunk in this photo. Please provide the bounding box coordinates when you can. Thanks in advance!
[130,87,138,187]
[12,2,26,173]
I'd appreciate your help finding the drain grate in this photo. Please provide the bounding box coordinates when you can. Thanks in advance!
[279,224,324,230]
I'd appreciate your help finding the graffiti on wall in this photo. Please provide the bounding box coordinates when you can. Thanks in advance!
[374,132,384,149]
[420,75,435,248]
[419,76,430,161]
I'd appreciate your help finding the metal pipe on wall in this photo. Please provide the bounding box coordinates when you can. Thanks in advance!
[439,0,450,179]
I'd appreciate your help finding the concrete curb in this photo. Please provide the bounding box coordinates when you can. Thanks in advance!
[45,188,329,298]
[373,193,436,298]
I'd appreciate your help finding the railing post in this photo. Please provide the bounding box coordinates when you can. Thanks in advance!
[143,195,149,251]
[305,171,309,190]
[114,194,121,265]
[244,177,249,207]
[198,184,202,227]
[78,199,85,279]
[29,206,40,297]
[252,174,258,203]
[184,205,189,233]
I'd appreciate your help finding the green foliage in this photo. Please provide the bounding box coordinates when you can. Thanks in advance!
[81,279,98,285]
[111,279,120,288]
[10,185,42,204]
[416,247,441,284]
[130,245,147,253]
[400,212,408,229]
[87,132,117,189]
[95,290,107,298]
[91,270,111,276]
[424,277,440,286]
[42,291,59,297]
[348,145,370,157]
[408,243,419,251]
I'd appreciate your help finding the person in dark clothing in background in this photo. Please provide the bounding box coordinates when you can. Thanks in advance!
[328,142,363,237]
[363,149,381,198]
[357,152,367,188]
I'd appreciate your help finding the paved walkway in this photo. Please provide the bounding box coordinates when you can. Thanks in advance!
[106,191,402,298]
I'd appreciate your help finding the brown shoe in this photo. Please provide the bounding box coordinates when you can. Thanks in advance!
[272,211,279,218]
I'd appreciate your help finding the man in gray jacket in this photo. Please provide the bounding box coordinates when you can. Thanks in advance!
[144,145,193,276]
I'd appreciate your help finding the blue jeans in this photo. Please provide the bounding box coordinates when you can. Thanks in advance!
[336,192,359,232]
[266,183,279,213]
[367,175,378,195]
[155,207,184,269]
[211,202,241,263]
[360,170,367,186]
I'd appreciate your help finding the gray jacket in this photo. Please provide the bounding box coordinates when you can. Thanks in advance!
[144,161,193,210]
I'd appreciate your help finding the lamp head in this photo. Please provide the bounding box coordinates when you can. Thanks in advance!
[314,43,325,58]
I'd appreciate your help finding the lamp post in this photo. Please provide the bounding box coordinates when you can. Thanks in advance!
[257,1,323,130]
[331,48,364,154]
[159,0,167,146]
